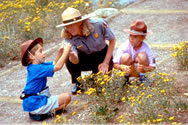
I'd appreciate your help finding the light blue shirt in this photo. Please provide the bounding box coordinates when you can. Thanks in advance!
[23,62,54,112]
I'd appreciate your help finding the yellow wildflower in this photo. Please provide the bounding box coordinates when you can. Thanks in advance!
[72,112,76,116]
[119,115,124,119]
[74,100,78,104]
[169,116,174,120]
[147,120,150,123]
[100,81,104,85]
[102,88,105,93]
[164,78,169,82]
[151,74,155,77]
[90,73,94,78]
[96,71,102,75]
[121,96,126,102]
[120,119,124,123]
[156,119,163,122]
[77,76,82,81]
[131,103,134,107]
[77,90,81,94]
[147,94,152,98]
[42,121,48,125]
[160,90,165,93]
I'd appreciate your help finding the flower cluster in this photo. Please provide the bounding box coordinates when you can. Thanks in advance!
[171,41,188,70]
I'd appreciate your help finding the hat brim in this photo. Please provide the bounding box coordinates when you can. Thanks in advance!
[124,29,151,35]
[21,38,43,66]
[56,15,90,28]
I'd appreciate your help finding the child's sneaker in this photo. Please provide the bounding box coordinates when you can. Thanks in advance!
[139,75,151,86]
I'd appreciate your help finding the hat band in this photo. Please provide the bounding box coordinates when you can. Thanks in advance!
[63,16,82,24]
[129,29,147,35]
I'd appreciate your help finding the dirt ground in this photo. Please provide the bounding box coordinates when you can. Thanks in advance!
[0,0,188,124]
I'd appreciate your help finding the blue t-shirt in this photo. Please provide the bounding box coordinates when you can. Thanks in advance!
[23,62,54,112]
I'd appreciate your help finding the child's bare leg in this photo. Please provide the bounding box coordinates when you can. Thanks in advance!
[136,52,149,66]
[120,53,139,77]
[135,52,151,86]
[56,93,71,111]
[120,53,133,65]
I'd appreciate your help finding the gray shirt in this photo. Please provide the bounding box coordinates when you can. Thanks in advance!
[65,18,115,54]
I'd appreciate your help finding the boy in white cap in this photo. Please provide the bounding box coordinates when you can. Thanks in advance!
[20,38,71,121]
[113,20,156,86]
[56,7,116,94]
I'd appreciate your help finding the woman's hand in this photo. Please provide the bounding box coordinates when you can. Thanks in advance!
[69,51,79,64]
[98,62,109,74]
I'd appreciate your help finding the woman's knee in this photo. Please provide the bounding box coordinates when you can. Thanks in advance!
[120,53,132,65]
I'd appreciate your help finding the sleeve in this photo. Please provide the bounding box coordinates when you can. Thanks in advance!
[37,62,54,78]
[101,19,115,40]
[146,48,156,68]
[113,43,128,64]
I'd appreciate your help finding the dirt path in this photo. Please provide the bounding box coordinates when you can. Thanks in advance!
[0,0,188,124]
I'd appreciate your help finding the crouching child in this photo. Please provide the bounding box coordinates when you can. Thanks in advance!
[20,38,71,121]
[113,20,156,86]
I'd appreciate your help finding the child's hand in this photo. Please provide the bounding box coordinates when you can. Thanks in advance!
[64,43,72,52]
[136,64,146,73]
[58,44,64,53]
[121,65,132,74]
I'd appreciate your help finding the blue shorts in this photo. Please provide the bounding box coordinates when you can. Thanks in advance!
[30,95,59,114]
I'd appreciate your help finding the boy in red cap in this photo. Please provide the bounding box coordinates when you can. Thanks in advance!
[20,38,71,121]
[113,20,156,86]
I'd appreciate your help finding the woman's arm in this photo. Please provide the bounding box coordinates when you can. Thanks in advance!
[69,51,79,64]
[98,37,116,74]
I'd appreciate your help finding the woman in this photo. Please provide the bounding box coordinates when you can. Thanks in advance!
[56,7,116,94]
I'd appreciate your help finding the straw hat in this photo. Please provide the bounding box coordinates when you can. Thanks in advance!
[20,38,43,66]
[56,7,90,28]
[124,20,151,35]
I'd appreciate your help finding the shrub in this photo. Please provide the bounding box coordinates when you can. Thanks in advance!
[0,0,92,66]
[171,41,188,70]
[77,69,181,124]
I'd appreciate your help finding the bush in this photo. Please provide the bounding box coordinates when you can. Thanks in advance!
[171,41,188,70]
[0,0,92,66]
[76,69,181,124]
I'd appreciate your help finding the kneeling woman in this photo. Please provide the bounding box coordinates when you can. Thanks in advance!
[56,7,116,94]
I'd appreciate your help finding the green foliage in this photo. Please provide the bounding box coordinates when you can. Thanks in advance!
[77,69,127,123]
[0,0,92,66]
[171,41,188,70]
[174,99,188,112]
[77,69,184,124]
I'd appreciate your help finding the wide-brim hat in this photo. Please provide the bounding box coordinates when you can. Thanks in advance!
[124,20,151,35]
[56,7,90,28]
[20,37,43,66]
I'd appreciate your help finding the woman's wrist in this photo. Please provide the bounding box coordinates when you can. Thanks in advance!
[103,61,109,65]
